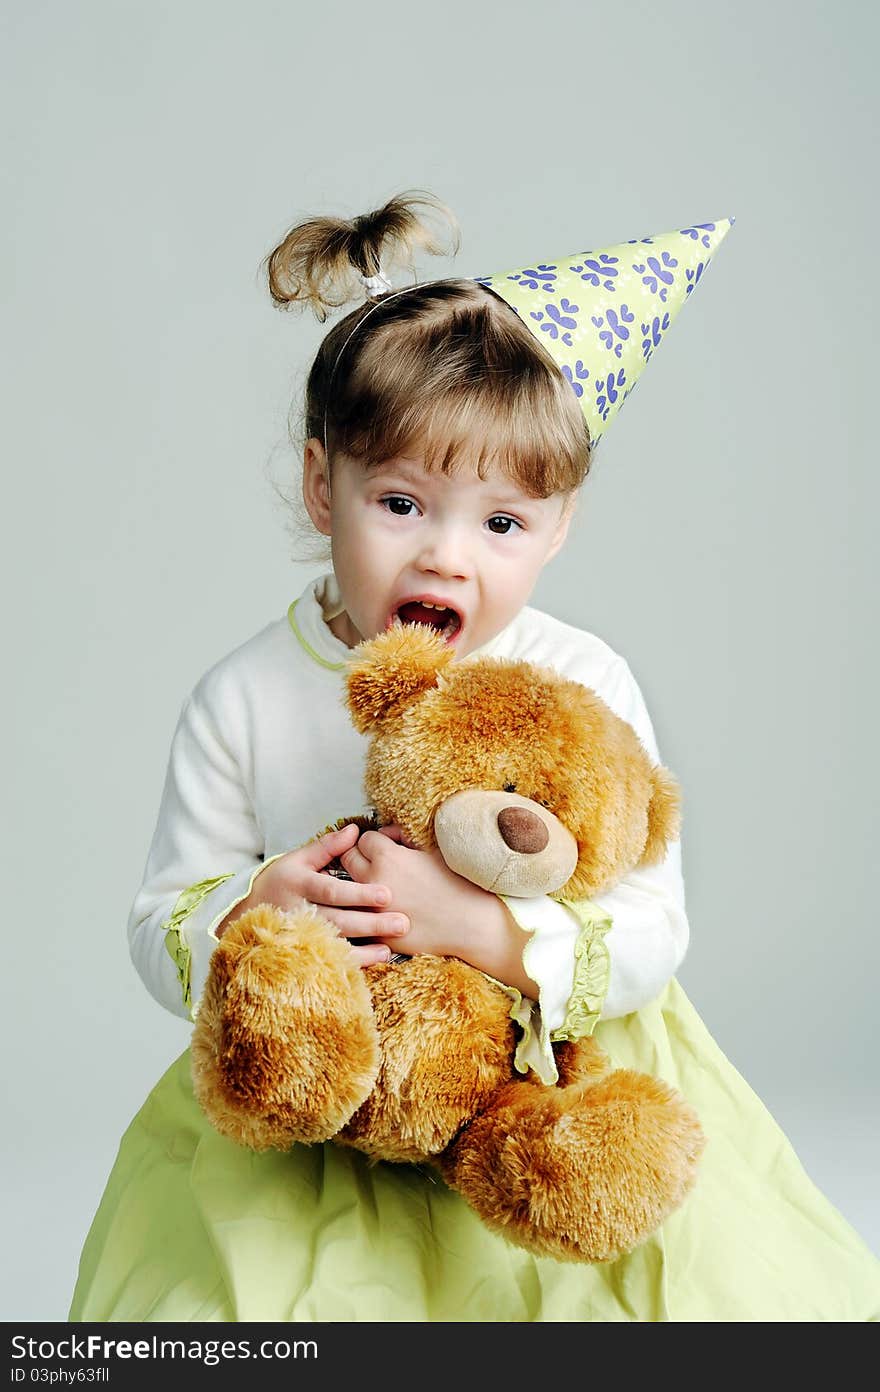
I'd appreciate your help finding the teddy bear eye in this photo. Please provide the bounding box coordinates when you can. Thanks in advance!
[503,782,517,793]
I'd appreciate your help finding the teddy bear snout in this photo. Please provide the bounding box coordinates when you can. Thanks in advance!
[497,806,549,854]
[434,789,579,897]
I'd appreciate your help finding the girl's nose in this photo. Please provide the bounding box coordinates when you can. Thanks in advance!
[415,528,471,580]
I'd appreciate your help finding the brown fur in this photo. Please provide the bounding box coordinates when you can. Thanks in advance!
[644,764,683,866]
[345,622,455,733]
[337,957,518,1162]
[192,625,705,1262]
[439,1072,706,1263]
[191,903,381,1149]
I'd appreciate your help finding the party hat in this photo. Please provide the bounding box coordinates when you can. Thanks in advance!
[473,217,735,448]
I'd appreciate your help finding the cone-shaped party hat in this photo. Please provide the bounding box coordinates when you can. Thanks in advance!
[473,217,734,448]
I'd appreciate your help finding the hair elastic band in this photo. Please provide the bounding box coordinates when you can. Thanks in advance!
[362,269,393,297]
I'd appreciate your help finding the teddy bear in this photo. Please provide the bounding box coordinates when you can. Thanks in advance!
[191,623,705,1263]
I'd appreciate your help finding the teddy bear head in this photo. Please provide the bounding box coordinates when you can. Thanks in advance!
[343,624,681,901]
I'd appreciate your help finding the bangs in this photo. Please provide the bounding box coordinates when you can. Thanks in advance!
[322,281,591,498]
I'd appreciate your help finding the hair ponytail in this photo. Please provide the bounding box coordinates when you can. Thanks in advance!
[261,188,461,322]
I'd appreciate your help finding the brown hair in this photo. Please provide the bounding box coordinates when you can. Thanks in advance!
[262,189,591,561]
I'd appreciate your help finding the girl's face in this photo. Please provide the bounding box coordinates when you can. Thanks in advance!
[302,439,576,660]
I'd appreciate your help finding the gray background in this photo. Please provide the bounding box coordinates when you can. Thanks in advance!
[3,0,878,1322]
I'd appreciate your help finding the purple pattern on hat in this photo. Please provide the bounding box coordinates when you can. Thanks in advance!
[568,254,619,292]
[529,298,579,346]
[685,259,708,294]
[641,311,671,361]
[632,250,679,302]
[561,360,591,399]
[681,222,718,249]
[590,304,635,358]
[594,368,626,422]
[507,265,558,292]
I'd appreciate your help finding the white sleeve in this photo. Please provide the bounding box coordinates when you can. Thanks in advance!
[493,896,581,1032]
[497,654,689,1052]
[587,656,690,1019]
[127,687,283,1022]
[492,891,609,1085]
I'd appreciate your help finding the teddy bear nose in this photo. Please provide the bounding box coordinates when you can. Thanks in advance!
[497,806,550,854]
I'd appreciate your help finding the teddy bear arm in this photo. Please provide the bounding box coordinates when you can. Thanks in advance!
[191,900,381,1150]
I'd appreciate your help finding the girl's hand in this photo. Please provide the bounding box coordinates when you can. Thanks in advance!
[337,825,492,960]
[215,824,409,966]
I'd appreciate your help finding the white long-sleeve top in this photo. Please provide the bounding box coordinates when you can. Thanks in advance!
[128,571,689,1080]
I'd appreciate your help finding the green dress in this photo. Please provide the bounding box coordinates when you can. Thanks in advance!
[68,976,880,1322]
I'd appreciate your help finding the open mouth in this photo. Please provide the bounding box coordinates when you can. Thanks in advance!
[388,599,463,643]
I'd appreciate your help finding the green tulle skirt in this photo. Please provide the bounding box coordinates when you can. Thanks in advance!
[69,979,880,1322]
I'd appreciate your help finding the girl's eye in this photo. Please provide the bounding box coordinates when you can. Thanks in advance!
[380,495,418,517]
[378,498,522,533]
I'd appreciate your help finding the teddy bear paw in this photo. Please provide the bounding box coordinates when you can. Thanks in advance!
[440,1069,706,1263]
[191,902,381,1151]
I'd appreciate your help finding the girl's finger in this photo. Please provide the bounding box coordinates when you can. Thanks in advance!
[372,936,412,957]
[338,842,371,879]
[303,824,360,869]
[305,870,390,909]
[319,907,409,939]
[349,943,393,967]
[376,824,405,841]
[371,824,417,849]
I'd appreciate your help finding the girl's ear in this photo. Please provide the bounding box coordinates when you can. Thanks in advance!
[344,625,455,733]
[302,437,332,535]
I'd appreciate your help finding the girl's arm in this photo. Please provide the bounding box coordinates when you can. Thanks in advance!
[572,654,689,1018]
[128,687,283,1022]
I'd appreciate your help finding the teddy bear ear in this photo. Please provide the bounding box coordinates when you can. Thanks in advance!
[639,764,683,866]
[343,624,455,732]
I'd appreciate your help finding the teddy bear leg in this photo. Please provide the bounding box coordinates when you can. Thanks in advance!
[336,955,518,1164]
[551,1036,615,1089]
[191,902,380,1151]
[439,1068,706,1263]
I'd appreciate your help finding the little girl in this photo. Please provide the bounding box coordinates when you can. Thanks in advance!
[69,191,880,1322]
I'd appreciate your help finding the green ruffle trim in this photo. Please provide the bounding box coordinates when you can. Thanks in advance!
[486,895,613,1085]
[548,896,612,1043]
[162,873,234,1013]
[508,986,550,1079]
